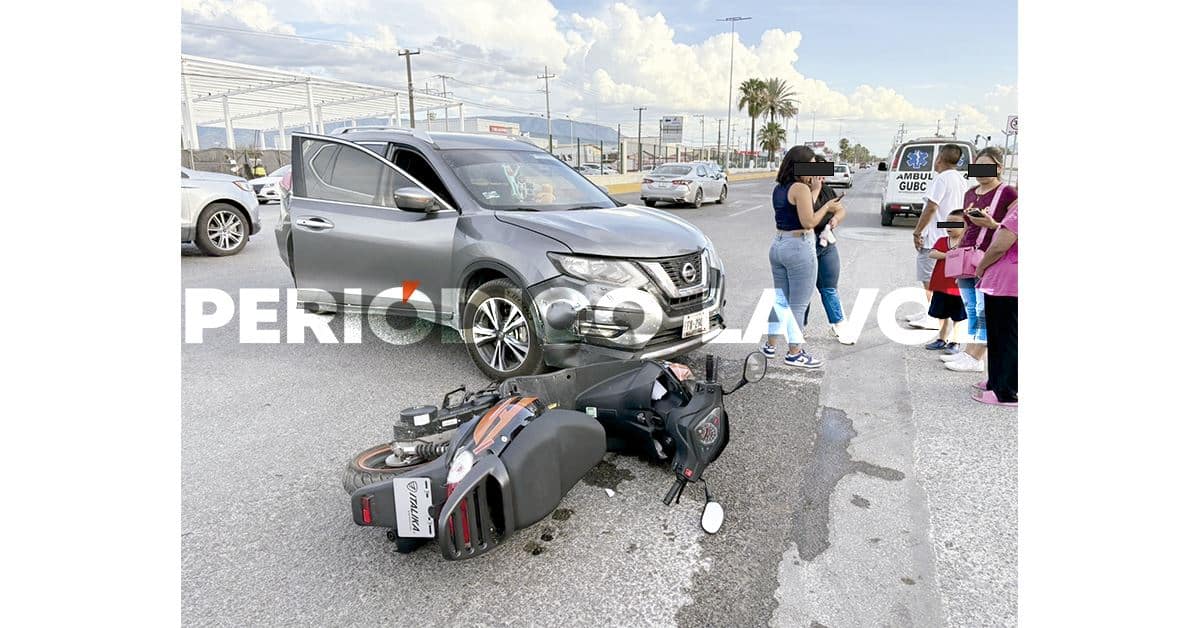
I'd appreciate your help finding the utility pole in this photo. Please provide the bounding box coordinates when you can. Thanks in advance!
[693,113,705,155]
[634,106,647,171]
[936,119,941,136]
[434,74,451,131]
[952,114,959,138]
[811,110,816,142]
[538,66,557,153]
[397,49,420,128]
[718,16,751,169]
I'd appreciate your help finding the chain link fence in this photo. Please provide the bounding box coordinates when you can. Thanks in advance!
[181,149,291,179]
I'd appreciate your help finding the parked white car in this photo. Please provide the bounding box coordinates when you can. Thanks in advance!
[829,163,853,188]
[639,162,728,208]
[181,167,262,256]
[248,165,290,203]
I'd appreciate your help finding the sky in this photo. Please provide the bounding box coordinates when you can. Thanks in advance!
[181,0,1017,155]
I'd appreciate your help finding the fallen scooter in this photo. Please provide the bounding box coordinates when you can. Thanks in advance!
[344,352,767,560]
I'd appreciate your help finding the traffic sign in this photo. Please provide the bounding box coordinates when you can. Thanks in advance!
[1006,115,1018,135]
[661,115,683,144]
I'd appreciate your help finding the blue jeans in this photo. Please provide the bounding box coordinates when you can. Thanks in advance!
[804,243,845,326]
[768,232,818,344]
[956,277,987,342]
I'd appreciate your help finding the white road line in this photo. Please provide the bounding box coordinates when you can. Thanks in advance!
[729,205,762,217]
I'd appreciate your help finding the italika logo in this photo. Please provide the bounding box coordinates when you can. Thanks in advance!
[906,150,929,169]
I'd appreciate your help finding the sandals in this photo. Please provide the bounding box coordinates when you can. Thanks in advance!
[972,390,1017,407]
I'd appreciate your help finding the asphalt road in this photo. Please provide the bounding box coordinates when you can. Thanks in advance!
[182,170,1016,626]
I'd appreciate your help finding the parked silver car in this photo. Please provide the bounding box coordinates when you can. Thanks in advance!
[181,167,262,256]
[639,162,727,208]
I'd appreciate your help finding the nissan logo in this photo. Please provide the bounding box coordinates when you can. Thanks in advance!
[681,263,698,283]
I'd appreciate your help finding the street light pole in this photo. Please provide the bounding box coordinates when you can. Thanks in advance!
[693,113,705,158]
[718,16,751,169]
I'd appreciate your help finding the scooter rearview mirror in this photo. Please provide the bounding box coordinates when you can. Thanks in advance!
[701,501,725,534]
[743,352,767,383]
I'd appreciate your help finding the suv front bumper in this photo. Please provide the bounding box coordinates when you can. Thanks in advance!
[533,270,726,368]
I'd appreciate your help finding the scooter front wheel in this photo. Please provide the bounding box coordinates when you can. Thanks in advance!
[342,443,423,494]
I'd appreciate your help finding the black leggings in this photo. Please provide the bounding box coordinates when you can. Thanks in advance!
[983,294,1018,402]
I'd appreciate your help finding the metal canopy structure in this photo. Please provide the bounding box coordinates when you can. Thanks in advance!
[181,55,464,149]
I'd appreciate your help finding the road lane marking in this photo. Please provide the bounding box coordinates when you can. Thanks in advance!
[729,205,763,217]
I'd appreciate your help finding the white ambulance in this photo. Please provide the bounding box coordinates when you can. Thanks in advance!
[878,137,974,226]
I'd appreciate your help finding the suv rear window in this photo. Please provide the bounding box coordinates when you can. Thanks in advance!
[835,165,848,173]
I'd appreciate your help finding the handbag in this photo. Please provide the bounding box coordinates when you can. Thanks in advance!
[946,184,1006,279]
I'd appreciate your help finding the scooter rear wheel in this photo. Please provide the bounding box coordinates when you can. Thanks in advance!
[342,443,423,494]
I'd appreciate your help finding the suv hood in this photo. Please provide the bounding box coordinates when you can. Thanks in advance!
[494,206,708,258]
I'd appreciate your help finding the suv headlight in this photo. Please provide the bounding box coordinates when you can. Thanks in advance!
[548,253,649,288]
[703,238,724,273]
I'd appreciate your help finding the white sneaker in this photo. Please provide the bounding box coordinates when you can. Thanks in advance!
[904,311,927,323]
[907,315,940,330]
[940,352,969,363]
[945,354,985,372]
[830,323,856,345]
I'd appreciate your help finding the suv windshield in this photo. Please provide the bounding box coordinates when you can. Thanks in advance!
[441,149,617,211]
[651,165,692,176]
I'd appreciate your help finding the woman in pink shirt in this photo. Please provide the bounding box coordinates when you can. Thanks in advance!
[974,201,1018,406]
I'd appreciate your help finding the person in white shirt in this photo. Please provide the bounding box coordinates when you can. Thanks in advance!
[907,144,969,329]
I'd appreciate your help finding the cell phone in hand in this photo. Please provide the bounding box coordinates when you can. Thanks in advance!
[966,208,986,218]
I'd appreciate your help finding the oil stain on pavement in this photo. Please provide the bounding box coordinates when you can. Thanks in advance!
[796,406,904,561]
[582,457,635,491]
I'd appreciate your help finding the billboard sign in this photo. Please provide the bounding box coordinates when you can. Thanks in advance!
[804,140,826,148]
[661,115,683,144]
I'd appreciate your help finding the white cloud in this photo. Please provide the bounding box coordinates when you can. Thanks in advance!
[180,0,1016,153]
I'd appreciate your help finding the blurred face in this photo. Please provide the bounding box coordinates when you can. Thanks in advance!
[947,219,965,239]
[974,155,1001,184]
[798,157,818,186]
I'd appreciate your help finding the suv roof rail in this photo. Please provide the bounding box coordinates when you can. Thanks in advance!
[335,125,436,145]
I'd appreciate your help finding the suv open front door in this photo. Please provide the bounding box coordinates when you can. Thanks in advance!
[287,133,459,318]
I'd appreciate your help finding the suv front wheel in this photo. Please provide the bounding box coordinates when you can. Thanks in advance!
[463,278,546,379]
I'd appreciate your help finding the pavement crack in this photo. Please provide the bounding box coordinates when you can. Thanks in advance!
[794,406,904,561]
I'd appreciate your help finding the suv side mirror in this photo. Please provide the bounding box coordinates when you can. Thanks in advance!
[878,162,888,171]
[393,187,438,213]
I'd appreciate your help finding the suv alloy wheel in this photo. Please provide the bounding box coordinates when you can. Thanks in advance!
[463,278,546,379]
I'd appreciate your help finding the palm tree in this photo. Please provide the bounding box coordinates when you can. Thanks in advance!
[737,78,767,154]
[758,121,787,161]
[763,78,798,126]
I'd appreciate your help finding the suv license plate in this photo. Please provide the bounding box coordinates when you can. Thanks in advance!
[682,309,709,338]
[392,477,435,538]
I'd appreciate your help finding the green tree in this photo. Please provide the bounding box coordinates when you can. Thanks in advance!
[737,78,768,154]
[758,121,787,161]
[763,78,798,126]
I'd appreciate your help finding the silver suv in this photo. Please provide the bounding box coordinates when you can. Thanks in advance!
[276,128,726,379]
